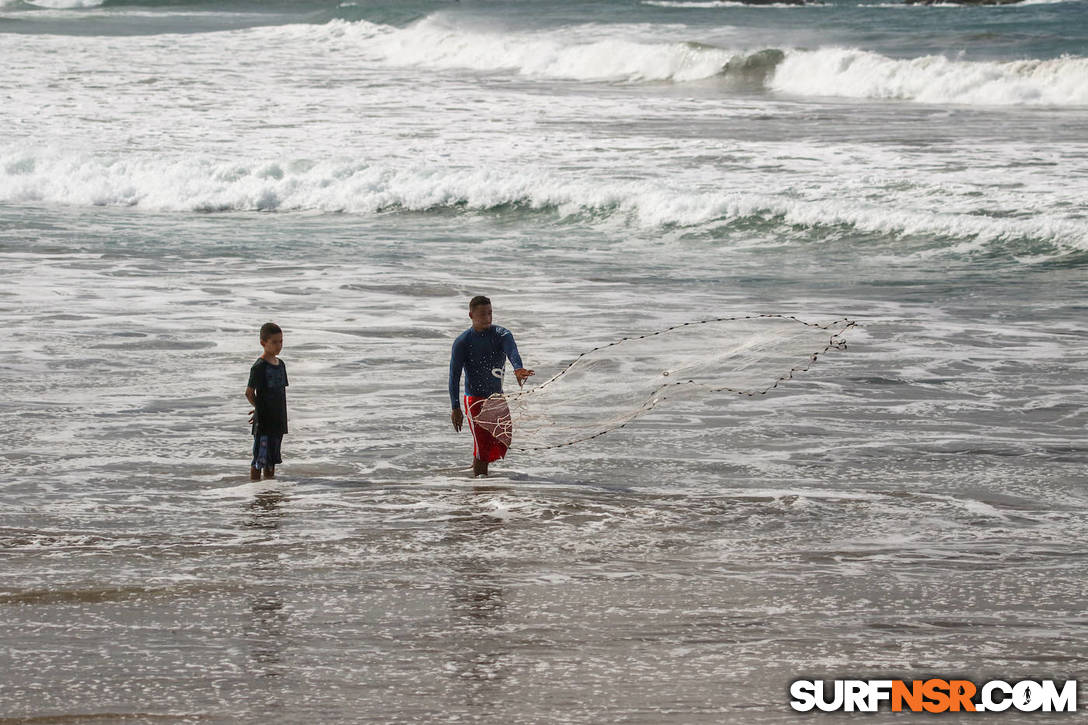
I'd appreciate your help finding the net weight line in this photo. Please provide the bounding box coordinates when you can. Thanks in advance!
[491,314,857,452]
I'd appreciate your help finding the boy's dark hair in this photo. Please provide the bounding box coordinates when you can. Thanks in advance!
[260,322,282,341]
[469,295,491,311]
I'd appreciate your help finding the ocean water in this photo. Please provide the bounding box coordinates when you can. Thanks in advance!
[2,0,1087,722]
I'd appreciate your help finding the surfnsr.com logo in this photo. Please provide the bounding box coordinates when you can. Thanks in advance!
[790,679,1077,713]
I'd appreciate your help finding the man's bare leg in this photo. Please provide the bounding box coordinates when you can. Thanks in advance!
[250,466,262,481]
[263,466,275,480]
[472,458,489,478]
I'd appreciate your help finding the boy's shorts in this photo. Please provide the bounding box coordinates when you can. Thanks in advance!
[252,434,283,470]
[464,395,512,463]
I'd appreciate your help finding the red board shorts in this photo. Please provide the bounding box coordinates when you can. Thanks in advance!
[464,394,513,463]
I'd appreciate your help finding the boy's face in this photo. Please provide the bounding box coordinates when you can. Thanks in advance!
[469,304,492,331]
[261,332,283,357]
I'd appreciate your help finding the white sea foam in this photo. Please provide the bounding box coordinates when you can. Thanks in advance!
[22,0,104,7]
[250,18,1088,106]
[2,147,1084,252]
[1,18,1086,253]
[889,0,1078,4]
[643,1,815,7]
[311,16,743,82]
[283,18,1088,106]
[7,14,1084,107]
[771,48,1088,106]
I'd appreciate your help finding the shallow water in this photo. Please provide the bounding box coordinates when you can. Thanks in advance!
[3,201,1086,721]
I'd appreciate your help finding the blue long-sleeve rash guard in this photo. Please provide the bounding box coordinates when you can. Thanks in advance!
[449,325,524,410]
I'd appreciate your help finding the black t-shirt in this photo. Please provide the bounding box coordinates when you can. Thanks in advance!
[248,358,289,436]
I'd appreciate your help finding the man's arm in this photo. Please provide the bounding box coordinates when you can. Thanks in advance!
[501,330,534,387]
[449,337,466,410]
[449,337,465,431]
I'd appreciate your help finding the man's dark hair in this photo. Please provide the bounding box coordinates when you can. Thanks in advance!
[260,322,282,341]
[469,295,491,311]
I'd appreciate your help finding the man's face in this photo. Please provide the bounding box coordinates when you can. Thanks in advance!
[469,304,492,331]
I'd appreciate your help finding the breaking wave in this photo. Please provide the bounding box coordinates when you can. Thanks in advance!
[772,48,1088,106]
[311,17,751,83]
[2,149,1084,254]
[6,0,318,7]
[9,0,105,7]
[297,17,1088,105]
[7,10,1083,106]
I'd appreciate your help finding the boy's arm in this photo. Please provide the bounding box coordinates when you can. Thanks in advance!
[246,362,261,425]
[245,386,257,425]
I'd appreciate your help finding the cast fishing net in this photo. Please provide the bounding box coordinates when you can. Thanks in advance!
[473,314,855,451]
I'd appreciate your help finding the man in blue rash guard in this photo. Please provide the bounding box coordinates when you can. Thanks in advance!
[449,296,534,477]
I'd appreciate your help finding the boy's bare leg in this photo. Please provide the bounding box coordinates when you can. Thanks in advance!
[472,458,488,478]
[250,466,261,481]
[263,466,275,480]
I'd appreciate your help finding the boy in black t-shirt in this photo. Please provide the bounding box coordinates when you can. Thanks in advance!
[246,322,288,480]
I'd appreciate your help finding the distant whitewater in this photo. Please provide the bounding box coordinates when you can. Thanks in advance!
[771,49,1088,105]
[3,10,1087,102]
[2,6,1087,257]
[282,17,1088,105]
[5,0,105,7]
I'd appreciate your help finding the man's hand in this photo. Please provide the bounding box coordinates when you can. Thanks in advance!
[451,408,463,432]
[514,368,535,387]
[248,409,255,425]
